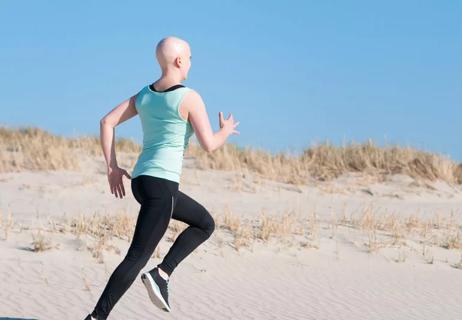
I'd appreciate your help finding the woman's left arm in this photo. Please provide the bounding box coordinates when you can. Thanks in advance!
[100,95,138,199]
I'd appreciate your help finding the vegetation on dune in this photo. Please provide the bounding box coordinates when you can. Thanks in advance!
[0,125,460,185]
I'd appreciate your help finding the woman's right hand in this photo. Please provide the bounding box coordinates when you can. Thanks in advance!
[107,165,131,199]
[219,112,240,136]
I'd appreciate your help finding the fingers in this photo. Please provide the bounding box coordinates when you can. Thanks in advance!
[114,184,122,198]
[111,183,119,198]
[219,112,239,135]
[113,182,126,198]
[110,182,123,198]
[121,181,126,196]
[117,184,125,198]
[221,112,238,125]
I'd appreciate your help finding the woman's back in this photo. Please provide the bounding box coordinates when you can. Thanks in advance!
[131,83,195,183]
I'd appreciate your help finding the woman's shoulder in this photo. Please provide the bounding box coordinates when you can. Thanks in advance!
[181,86,200,97]
[137,84,150,95]
[181,87,205,111]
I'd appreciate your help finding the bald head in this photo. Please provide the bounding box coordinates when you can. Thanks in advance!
[156,36,191,70]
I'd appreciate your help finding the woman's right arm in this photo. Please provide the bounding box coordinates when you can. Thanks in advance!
[186,90,240,152]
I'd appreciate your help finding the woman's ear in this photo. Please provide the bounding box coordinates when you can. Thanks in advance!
[176,56,183,68]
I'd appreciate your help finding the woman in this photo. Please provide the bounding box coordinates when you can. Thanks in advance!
[84,36,240,320]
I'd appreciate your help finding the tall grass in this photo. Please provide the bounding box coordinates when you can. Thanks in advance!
[1,125,460,185]
[0,125,140,172]
[187,138,462,185]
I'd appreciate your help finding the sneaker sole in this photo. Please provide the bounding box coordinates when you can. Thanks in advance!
[141,272,171,312]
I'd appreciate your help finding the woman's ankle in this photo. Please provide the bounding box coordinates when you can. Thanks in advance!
[157,266,170,280]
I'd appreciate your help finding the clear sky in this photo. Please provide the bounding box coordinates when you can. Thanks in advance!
[1,0,461,162]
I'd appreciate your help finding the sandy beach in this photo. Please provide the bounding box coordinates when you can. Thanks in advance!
[1,152,461,320]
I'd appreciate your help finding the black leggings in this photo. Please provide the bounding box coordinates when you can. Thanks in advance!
[91,175,215,319]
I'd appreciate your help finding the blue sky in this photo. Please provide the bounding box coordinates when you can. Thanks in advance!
[1,0,461,162]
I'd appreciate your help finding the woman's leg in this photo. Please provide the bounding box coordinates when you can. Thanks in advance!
[157,190,215,277]
[91,176,177,319]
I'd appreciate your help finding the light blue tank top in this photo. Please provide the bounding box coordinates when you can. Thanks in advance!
[131,84,194,183]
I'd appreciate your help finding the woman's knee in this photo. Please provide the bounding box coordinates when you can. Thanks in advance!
[202,212,215,237]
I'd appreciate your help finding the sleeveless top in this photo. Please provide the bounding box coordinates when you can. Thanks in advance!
[131,83,194,183]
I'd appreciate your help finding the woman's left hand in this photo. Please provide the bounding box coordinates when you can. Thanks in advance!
[107,166,132,199]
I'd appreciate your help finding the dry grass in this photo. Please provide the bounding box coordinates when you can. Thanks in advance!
[215,205,314,251]
[30,228,57,252]
[86,233,111,264]
[1,125,460,187]
[1,201,460,268]
[0,207,14,240]
[0,125,140,172]
[338,206,462,260]
[8,201,457,261]
[232,223,254,251]
[212,201,455,258]
[68,209,135,241]
[55,205,459,264]
[221,204,241,233]
[258,208,298,240]
[66,209,134,263]
[187,138,462,186]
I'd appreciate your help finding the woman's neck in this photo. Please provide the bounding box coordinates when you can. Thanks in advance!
[153,76,183,91]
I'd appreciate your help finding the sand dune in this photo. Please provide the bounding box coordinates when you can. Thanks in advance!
[0,155,461,319]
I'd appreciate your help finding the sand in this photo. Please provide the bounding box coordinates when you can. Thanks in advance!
[0,155,461,320]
